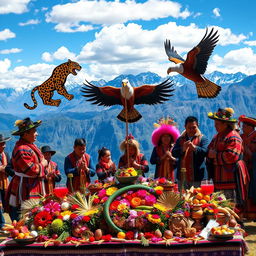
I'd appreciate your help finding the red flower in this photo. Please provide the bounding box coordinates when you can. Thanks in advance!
[158,178,167,184]
[155,190,163,196]
[70,213,78,220]
[34,211,53,227]
[82,216,91,222]
[184,211,190,217]
[93,198,100,204]
[71,204,79,210]
[110,201,120,211]
[57,215,63,220]
[102,234,112,242]
[144,232,154,239]
[89,236,95,242]
[213,208,219,214]
[125,231,135,240]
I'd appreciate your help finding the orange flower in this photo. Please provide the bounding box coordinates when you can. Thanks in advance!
[130,197,142,208]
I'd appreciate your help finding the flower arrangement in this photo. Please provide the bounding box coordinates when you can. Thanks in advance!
[116,167,138,177]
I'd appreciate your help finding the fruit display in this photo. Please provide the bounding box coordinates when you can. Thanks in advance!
[210,225,235,238]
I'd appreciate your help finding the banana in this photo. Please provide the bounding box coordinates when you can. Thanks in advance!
[134,209,151,213]
[217,207,231,216]
[224,207,240,220]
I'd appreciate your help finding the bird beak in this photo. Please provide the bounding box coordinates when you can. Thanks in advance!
[167,67,172,75]
[122,82,127,87]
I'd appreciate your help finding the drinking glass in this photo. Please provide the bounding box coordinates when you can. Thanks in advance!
[200,179,214,195]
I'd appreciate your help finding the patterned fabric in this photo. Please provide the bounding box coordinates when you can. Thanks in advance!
[118,153,149,175]
[172,130,208,182]
[0,152,8,190]
[96,160,116,181]
[5,139,46,208]
[241,130,256,219]
[150,146,176,181]
[44,161,61,194]
[207,129,249,206]
[65,152,93,192]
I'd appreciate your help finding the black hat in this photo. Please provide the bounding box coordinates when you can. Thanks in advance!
[12,117,42,136]
[0,134,11,143]
[41,145,56,156]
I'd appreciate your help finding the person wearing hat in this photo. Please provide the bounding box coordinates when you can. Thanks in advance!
[150,117,180,181]
[207,108,249,210]
[0,134,13,229]
[239,115,256,220]
[41,145,61,194]
[5,118,48,221]
[64,138,95,193]
[172,116,209,187]
[118,135,149,175]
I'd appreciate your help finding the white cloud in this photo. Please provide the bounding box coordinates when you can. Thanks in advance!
[244,40,256,46]
[213,8,221,17]
[0,0,31,14]
[46,0,190,32]
[0,58,11,73]
[0,48,22,54]
[0,29,16,40]
[41,46,76,62]
[54,23,94,33]
[208,48,256,75]
[19,19,40,26]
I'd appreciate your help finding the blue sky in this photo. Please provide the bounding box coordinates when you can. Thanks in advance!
[0,0,256,90]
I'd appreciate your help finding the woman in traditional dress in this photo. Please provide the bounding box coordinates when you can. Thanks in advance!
[6,118,48,221]
[41,145,61,194]
[239,115,256,220]
[150,117,180,181]
[207,108,249,210]
[64,138,95,193]
[118,135,149,176]
[96,147,116,182]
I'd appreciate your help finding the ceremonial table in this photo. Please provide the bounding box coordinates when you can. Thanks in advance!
[0,238,246,256]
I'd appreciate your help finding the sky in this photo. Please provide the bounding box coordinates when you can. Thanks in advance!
[0,0,256,91]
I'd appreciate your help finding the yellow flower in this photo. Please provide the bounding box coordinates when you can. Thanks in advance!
[84,209,99,216]
[106,187,118,196]
[127,167,135,173]
[154,186,164,191]
[147,214,161,224]
[117,203,129,212]
[130,170,138,176]
[153,203,167,212]
[61,210,72,216]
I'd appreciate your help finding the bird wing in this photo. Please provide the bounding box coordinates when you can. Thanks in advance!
[164,40,185,64]
[81,80,122,106]
[185,28,219,74]
[134,79,174,105]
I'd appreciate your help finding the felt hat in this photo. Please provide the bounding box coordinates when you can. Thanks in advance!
[208,108,237,123]
[238,115,256,127]
[41,145,56,156]
[12,117,42,136]
[0,134,11,143]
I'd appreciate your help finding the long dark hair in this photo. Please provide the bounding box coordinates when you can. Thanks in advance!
[98,147,109,161]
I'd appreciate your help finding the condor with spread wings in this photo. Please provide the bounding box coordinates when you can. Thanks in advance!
[165,28,221,98]
[81,78,174,123]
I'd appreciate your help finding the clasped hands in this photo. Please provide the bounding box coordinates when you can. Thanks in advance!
[183,141,196,152]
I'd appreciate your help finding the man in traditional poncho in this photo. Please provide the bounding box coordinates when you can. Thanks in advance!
[64,138,95,193]
[6,118,48,221]
[207,108,249,211]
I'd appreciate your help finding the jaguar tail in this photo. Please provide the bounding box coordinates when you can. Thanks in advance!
[24,86,39,110]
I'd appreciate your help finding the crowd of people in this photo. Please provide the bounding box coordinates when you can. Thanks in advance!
[0,108,255,228]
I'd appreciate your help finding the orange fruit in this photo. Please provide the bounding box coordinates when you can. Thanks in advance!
[196,193,203,200]
[117,232,126,239]
[200,199,207,204]
[203,195,210,201]
[193,199,200,205]
[17,233,25,239]
[196,187,202,193]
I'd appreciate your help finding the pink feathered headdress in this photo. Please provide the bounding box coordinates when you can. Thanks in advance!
[151,118,180,147]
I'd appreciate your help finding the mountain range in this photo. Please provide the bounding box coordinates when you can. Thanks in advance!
[0,71,255,181]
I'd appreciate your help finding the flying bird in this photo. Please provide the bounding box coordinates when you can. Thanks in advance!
[81,78,174,123]
[164,28,221,98]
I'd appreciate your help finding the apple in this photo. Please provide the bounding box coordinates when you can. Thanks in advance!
[10,229,19,238]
